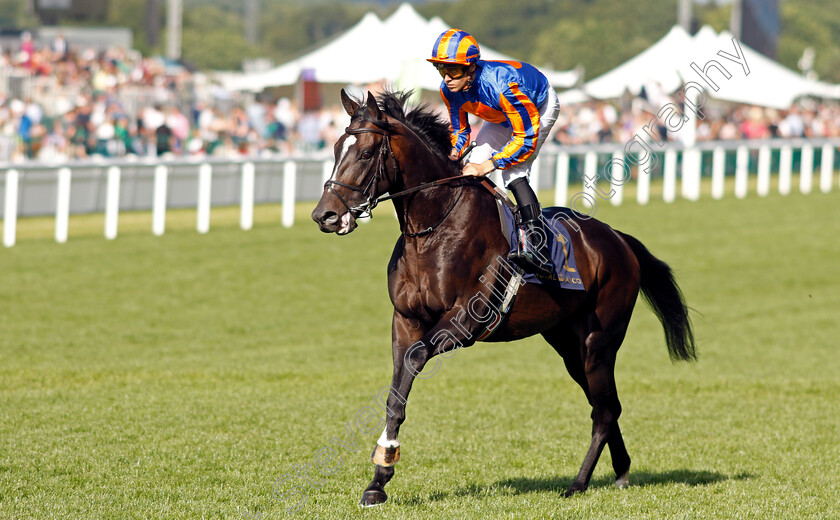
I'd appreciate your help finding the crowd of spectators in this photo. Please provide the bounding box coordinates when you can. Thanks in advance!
[0,32,349,163]
[550,89,840,147]
[1,33,839,164]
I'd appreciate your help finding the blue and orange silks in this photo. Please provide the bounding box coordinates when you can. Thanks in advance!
[428,29,481,66]
[440,59,549,170]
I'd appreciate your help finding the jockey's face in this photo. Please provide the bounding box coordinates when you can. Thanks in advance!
[437,63,475,92]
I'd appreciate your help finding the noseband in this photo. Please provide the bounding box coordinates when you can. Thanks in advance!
[323,125,400,219]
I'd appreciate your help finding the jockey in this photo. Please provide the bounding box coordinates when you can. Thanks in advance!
[429,28,560,278]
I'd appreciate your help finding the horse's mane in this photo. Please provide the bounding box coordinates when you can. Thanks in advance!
[354,90,458,172]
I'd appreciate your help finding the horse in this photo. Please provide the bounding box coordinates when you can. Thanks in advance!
[311,89,696,506]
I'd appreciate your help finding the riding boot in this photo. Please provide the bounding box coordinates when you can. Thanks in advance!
[508,178,554,278]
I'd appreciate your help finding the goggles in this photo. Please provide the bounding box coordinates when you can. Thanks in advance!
[433,63,469,79]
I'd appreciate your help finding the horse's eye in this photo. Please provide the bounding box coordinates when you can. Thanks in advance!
[361,150,372,160]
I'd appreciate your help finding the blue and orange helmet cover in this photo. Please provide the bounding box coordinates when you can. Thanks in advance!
[428,29,481,66]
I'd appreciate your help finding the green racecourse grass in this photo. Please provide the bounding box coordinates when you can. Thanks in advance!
[1,178,839,520]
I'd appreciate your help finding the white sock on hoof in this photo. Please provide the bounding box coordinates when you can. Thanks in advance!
[377,429,399,448]
[615,472,630,489]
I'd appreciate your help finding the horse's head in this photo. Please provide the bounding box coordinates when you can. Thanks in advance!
[311,90,400,235]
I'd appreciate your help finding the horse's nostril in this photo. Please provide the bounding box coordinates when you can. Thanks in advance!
[321,212,339,225]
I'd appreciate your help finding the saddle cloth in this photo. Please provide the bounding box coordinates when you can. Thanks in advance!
[498,203,586,291]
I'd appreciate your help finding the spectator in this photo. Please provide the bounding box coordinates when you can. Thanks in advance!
[165,105,190,153]
[39,119,69,162]
[19,32,34,69]
[155,120,174,157]
[53,33,67,61]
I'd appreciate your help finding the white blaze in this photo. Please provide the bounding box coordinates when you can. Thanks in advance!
[334,135,356,176]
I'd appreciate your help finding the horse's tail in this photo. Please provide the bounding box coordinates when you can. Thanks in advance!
[618,231,697,362]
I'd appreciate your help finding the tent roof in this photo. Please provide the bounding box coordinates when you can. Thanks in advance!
[582,24,840,109]
[222,11,387,91]
[220,3,580,93]
[584,25,695,99]
[690,25,835,108]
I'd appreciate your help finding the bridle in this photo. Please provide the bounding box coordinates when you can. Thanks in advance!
[322,122,477,236]
[323,125,400,219]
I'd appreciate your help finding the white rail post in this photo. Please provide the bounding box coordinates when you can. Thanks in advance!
[735,145,749,199]
[282,161,296,228]
[681,148,702,201]
[663,149,677,203]
[711,147,725,199]
[321,158,333,186]
[756,145,771,197]
[105,166,121,240]
[196,163,212,234]
[553,152,569,207]
[583,151,597,202]
[3,169,19,247]
[55,167,71,243]
[819,144,834,193]
[152,165,168,236]
[636,154,651,205]
[240,162,255,231]
[779,145,792,195]
[680,83,701,201]
[800,144,814,194]
[610,150,624,206]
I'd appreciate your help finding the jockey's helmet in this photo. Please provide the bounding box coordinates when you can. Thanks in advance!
[427,29,480,66]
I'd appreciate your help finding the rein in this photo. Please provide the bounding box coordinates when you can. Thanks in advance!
[402,183,465,238]
[369,141,478,206]
[323,124,474,237]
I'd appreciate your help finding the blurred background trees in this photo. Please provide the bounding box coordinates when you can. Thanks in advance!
[4,0,839,82]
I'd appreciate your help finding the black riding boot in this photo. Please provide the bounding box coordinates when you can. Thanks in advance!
[508,177,554,278]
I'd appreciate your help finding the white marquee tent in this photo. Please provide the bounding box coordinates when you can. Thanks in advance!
[582,25,840,109]
[219,3,580,94]
[583,25,694,101]
[689,26,840,108]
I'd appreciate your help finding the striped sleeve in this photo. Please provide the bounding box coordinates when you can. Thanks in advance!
[440,88,471,155]
[491,82,540,170]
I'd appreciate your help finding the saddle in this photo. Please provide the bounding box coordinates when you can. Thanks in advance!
[477,177,585,291]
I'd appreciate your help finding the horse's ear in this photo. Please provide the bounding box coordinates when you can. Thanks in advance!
[366,91,382,120]
[340,89,359,117]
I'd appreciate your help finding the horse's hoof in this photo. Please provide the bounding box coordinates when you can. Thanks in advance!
[564,485,585,498]
[359,489,388,507]
[615,471,630,489]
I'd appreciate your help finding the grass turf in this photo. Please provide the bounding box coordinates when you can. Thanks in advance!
[1,185,839,519]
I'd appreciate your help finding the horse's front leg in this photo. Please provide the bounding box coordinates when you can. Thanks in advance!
[360,309,473,507]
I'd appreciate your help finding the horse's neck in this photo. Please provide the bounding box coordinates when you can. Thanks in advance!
[395,179,499,250]
[391,132,464,234]
[392,186,461,236]
[397,139,456,188]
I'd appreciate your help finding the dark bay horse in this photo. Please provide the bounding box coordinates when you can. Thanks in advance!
[311,90,695,506]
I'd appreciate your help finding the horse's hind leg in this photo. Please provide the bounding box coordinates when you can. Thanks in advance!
[570,314,632,496]
[543,319,632,496]
[609,422,631,489]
